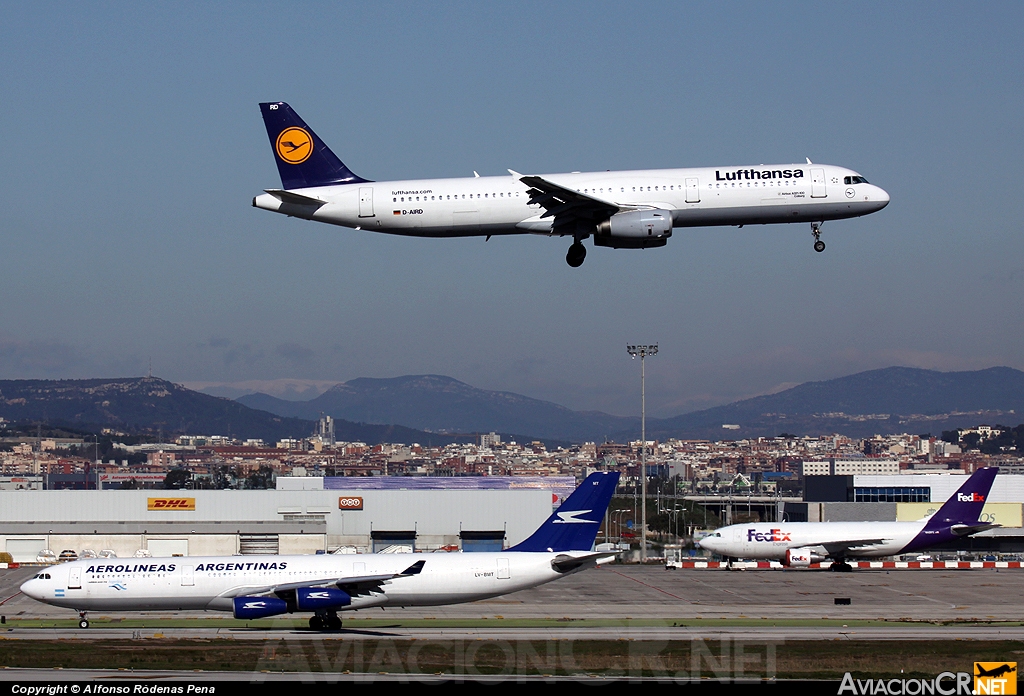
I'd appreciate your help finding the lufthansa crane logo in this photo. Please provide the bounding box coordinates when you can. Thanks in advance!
[275,127,313,164]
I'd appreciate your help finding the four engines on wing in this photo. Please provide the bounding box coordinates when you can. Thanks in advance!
[594,210,673,249]
[232,587,352,619]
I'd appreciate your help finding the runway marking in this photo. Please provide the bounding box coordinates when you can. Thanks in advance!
[604,568,691,601]
[0,590,22,606]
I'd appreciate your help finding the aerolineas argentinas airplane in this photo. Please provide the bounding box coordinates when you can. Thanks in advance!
[21,472,619,630]
[252,102,890,267]
[697,468,998,571]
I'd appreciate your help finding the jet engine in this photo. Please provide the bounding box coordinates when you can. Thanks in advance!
[296,587,352,611]
[232,596,289,619]
[594,210,673,249]
[783,548,824,568]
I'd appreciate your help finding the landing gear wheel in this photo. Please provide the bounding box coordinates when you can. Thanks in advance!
[829,561,853,573]
[79,619,89,629]
[566,242,586,268]
[309,615,325,631]
[327,615,342,631]
[811,222,825,253]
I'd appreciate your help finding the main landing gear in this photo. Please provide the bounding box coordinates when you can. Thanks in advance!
[829,561,853,573]
[566,241,587,268]
[811,222,825,252]
[78,611,89,629]
[309,612,342,631]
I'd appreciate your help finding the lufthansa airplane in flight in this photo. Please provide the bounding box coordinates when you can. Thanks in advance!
[21,472,618,630]
[253,103,890,267]
[698,468,998,571]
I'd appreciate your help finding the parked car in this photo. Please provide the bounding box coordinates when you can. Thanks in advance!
[57,549,78,563]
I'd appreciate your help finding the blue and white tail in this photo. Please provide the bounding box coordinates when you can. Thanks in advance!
[259,102,370,190]
[510,471,620,552]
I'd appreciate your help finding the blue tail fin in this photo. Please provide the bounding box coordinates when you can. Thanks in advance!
[923,467,998,530]
[259,102,370,190]
[510,471,620,552]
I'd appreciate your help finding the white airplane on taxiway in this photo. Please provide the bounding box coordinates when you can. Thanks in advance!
[21,472,619,630]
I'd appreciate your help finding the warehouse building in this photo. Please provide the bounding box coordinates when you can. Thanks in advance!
[0,477,574,563]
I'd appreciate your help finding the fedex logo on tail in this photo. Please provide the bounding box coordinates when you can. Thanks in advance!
[958,492,985,502]
[747,528,792,542]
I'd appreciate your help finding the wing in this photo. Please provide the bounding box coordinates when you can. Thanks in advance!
[818,538,891,558]
[515,173,620,237]
[217,560,425,599]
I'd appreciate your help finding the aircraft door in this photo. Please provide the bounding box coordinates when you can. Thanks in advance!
[181,565,194,587]
[685,177,700,203]
[811,168,827,198]
[497,558,510,580]
[359,187,374,217]
[68,567,82,589]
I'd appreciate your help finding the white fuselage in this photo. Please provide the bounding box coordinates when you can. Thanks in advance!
[699,521,930,561]
[253,164,889,237]
[20,551,591,613]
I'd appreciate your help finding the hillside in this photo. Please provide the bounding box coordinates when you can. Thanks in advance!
[0,377,479,445]
[631,366,1024,441]
[238,374,637,442]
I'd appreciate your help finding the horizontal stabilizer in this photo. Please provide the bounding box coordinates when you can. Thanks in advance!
[951,522,1000,536]
[551,552,618,574]
[264,189,327,206]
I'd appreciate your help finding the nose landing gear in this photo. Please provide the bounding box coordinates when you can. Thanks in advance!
[78,611,89,629]
[811,222,825,252]
[566,241,587,268]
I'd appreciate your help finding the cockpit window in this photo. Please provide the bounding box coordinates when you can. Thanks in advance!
[844,176,869,185]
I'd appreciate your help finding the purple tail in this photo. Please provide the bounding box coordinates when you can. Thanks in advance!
[923,467,998,531]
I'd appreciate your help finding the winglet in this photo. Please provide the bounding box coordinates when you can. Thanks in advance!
[400,560,425,576]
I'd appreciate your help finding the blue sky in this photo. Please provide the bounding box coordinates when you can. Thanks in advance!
[1,2,1022,417]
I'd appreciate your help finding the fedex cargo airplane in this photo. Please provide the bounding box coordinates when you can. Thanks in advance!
[252,102,890,267]
[21,472,618,631]
[698,468,999,571]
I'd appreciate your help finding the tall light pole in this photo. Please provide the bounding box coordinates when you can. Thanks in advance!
[627,344,657,563]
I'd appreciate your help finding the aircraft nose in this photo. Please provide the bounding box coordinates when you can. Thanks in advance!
[874,185,890,209]
[20,577,41,600]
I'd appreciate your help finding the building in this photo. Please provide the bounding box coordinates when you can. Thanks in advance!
[0,479,574,563]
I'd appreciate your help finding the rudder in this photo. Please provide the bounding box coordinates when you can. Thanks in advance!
[259,102,370,190]
[510,471,620,552]
[924,467,998,529]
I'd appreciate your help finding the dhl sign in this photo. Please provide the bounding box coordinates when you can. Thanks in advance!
[148,498,196,511]
[338,496,364,510]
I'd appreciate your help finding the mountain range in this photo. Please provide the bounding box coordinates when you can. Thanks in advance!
[237,375,636,442]
[1,366,1021,445]
[238,367,1024,442]
[0,377,480,446]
